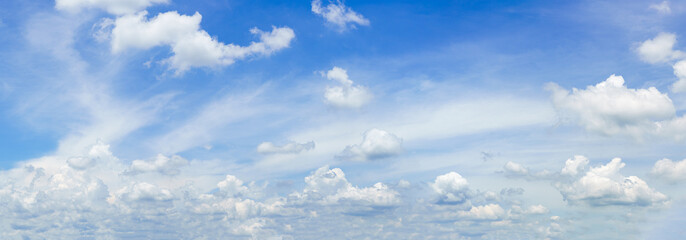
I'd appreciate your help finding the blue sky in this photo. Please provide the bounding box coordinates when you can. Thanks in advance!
[1,0,686,239]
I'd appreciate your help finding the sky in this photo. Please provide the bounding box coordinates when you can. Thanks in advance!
[1,0,686,239]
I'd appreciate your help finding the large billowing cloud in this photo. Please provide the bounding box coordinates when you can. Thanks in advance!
[323,66,373,108]
[546,74,686,139]
[311,0,369,31]
[55,0,168,15]
[110,11,295,74]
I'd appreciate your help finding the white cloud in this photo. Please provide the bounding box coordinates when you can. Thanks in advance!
[337,128,402,161]
[636,32,684,64]
[503,161,529,177]
[55,0,168,15]
[650,1,671,14]
[458,204,505,220]
[323,66,372,108]
[651,158,686,182]
[557,158,668,207]
[431,172,470,204]
[216,175,249,197]
[257,141,315,155]
[547,74,676,137]
[560,155,589,177]
[124,154,188,175]
[111,11,295,74]
[299,166,400,206]
[311,0,370,31]
[671,60,686,92]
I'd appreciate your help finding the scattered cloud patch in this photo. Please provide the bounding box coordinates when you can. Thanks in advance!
[650,1,671,14]
[651,158,686,182]
[636,32,684,64]
[124,154,188,175]
[257,141,315,155]
[323,66,372,108]
[111,11,295,74]
[337,128,402,161]
[311,0,370,31]
[55,0,169,15]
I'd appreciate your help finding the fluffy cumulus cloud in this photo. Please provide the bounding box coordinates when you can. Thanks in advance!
[651,158,686,182]
[337,128,402,161]
[457,204,506,220]
[257,141,315,155]
[557,158,668,207]
[636,32,683,64]
[503,155,668,207]
[296,166,400,206]
[55,0,168,15]
[546,74,686,138]
[110,11,295,74]
[323,66,373,108]
[431,172,470,204]
[311,0,370,31]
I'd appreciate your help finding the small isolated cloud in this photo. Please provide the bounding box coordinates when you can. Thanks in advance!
[502,161,554,180]
[337,128,402,161]
[636,32,684,64]
[547,74,678,138]
[111,11,295,74]
[323,66,372,108]
[257,141,315,155]
[124,154,188,175]
[557,158,668,207]
[311,0,370,31]
[298,166,400,206]
[650,1,671,14]
[651,158,686,182]
[458,204,506,220]
[431,171,470,204]
[55,0,168,15]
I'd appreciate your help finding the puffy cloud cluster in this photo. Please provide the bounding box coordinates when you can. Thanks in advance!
[323,66,373,108]
[0,139,564,239]
[257,141,315,155]
[557,158,668,207]
[337,128,403,161]
[111,11,295,74]
[651,158,686,182]
[503,156,669,207]
[55,0,168,15]
[297,166,400,206]
[311,0,370,31]
[431,172,470,204]
[546,74,686,138]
